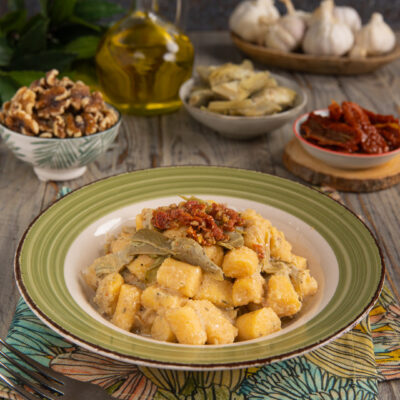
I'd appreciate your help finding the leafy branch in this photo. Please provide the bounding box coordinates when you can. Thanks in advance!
[0,0,126,103]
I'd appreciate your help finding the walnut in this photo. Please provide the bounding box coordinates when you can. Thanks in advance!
[34,116,52,133]
[84,91,104,114]
[45,69,59,87]
[29,78,46,94]
[39,132,53,138]
[82,112,98,135]
[0,69,118,138]
[73,130,83,138]
[70,82,91,110]
[99,108,118,131]
[5,110,39,136]
[91,110,104,123]
[52,115,66,138]
[65,113,82,137]
[59,76,74,89]
[75,115,85,129]
[36,86,71,117]
[2,101,11,113]
[0,102,11,124]
[11,87,36,114]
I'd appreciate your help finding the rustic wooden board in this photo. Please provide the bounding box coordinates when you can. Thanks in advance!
[283,139,400,192]
[231,32,400,75]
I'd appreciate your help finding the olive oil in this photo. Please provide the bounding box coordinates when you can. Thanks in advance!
[95,10,194,116]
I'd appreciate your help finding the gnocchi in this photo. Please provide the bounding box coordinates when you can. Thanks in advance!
[84,198,318,345]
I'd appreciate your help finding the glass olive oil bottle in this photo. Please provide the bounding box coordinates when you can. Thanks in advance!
[95,0,194,116]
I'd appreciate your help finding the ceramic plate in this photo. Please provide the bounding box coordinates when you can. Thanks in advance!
[15,167,384,370]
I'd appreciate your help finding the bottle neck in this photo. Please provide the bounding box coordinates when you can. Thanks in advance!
[131,0,158,13]
[130,0,186,29]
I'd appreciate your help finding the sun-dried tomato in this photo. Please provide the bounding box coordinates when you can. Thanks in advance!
[375,123,400,150]
[342,102,389,154]
[362,108,399,125]
[328,100,343,122]
[152,200,243,245]
[301,112,360,152]
[300,101,400,155]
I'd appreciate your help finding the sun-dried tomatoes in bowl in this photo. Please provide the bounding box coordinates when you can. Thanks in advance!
[293,104,400,170]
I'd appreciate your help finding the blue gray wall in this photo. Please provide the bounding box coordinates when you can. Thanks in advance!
[5,1,400,30]
[157,0,400,31]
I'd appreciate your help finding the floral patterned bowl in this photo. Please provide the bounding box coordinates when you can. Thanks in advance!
[0,105,121,181]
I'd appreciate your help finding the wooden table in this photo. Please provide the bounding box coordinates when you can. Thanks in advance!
[1,32,399,399]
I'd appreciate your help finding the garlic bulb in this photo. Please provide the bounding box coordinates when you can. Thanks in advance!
[280,0,311,25]
[229,0,280,43]
[303,0,354,56]
[333,6,361,33]
[350,13,396,58]
[263,0,307,52]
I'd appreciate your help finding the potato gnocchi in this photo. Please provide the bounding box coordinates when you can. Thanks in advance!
[83,198,318,345]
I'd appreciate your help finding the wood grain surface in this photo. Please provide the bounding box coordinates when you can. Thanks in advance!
[0,31,399,399]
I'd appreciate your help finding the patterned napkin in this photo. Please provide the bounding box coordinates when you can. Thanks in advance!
[1,187,399,400]
[0,287,399,400]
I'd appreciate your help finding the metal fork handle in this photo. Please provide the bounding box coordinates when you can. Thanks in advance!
[0,370,42,400]
[0,338,116,399]
[0,338,64,383]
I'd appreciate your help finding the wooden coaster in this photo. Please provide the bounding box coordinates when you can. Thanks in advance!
[283,139,400,192]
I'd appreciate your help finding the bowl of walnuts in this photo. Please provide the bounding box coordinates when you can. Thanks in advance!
[0,70,121,181]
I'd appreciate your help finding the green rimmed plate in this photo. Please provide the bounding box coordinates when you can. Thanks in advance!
[15,167,384,370]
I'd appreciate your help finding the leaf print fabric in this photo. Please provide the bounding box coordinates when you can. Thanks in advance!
[0,286,399,400]
[240,357,377,400]
[51,349,157,400]
[370,285,400,380]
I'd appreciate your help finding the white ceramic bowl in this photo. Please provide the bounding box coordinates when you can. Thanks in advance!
[0,106,121,181]
[179,74,307,140]
[293,109,400,170]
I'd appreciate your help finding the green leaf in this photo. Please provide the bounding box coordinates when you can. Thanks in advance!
[67,15,101,32]
[130,229,172,254]
[93,251,134,276]
[74,0,125,22]
[39,0,49,16]
[0,10,27,35]
[144,256,166,284]
[0,38,13,67]
[49,0,78,25]
[64,35,100,59]
[7,70,45,87]
[0,75,18,103]
[11,50,76,71]
[217,231,244,250]
[16,16,48,54]
[170,237,224,279]
[7,0,25,11]
[63,60,99,89]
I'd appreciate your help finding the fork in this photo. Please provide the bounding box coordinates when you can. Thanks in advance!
[0,338,115,399]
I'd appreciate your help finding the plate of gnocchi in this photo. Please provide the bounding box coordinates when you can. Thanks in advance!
[15,167,384,370]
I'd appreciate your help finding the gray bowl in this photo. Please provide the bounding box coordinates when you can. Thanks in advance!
[179,74,307,140]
